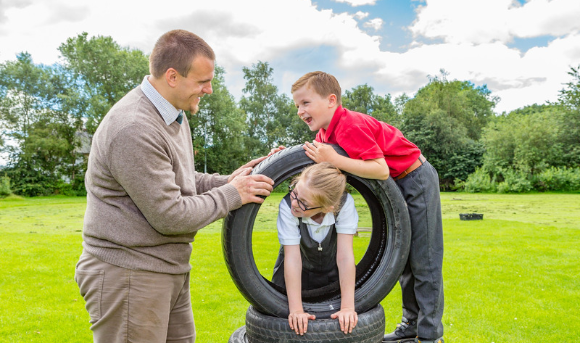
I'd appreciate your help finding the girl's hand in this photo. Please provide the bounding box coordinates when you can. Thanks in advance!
[331,308,358,334]
[288,311,316,335]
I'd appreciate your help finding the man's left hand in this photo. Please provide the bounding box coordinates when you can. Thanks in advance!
[228,156,268,182]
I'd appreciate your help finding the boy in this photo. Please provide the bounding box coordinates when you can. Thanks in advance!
[291,71,444,343]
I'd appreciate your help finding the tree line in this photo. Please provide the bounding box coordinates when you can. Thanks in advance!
[1,33,579,196]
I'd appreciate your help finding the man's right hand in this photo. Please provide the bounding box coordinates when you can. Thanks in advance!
[229,168,274,205]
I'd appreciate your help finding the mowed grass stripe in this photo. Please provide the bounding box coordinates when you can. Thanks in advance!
[0,193,578,342]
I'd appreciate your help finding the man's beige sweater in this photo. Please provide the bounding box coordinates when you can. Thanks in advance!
[82,87,242,274]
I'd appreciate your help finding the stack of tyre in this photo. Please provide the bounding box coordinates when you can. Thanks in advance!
[223,145,412,343]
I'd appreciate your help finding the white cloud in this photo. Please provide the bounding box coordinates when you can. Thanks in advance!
[0,0,579,117]
[400,0,580,112]
[354,11,369,20]
[333,0,378,6]
[509,0,580,38]
[46,3,90,24]
[409,0,580,44]
[366,31,580,113]
[364,18,384,31]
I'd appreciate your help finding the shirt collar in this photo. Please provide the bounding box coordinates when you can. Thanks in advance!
[141,76,184,126]
[319,105,345,143]
[302,212,336,226]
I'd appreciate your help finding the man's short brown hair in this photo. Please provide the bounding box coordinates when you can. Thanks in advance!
[149,30,215,78]
[291,71,342,105]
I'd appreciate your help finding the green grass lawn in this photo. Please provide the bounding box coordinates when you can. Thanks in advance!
[0,192,579,342]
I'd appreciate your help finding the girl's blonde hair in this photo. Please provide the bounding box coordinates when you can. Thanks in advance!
[293,162,346,210]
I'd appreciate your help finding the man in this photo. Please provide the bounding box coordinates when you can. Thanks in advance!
[74,29,274,343]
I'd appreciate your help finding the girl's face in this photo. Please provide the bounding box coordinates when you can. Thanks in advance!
[289,182,329,218]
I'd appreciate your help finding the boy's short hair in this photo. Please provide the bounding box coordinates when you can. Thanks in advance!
[291,71,342,105]
[150,30,215,79]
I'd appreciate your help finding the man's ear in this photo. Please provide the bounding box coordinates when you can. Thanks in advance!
[165,68,179,88]
[328,93,337,107]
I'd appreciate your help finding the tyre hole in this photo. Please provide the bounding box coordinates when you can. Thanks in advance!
[251,178,381,302]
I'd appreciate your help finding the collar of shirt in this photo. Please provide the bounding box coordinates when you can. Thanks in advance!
[301,212,336,232]
[141,76,184,126]
[318,105,345,143]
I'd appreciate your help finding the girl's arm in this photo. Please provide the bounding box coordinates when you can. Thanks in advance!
[331,233,358,334]
[284,245,316,335]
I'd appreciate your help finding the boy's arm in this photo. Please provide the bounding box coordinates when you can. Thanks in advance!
[331,233,359,334]
[303,141,389,180]
[284,245,316,335]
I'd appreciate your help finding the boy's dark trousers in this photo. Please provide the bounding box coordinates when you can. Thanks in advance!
[394,160,444,340]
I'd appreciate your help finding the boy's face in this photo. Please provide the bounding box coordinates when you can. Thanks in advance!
[292,85,336,131]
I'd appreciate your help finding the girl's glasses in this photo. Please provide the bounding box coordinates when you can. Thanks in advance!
[289,186,322,211]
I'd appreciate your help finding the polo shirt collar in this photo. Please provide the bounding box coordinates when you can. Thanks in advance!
[319,105,346,143]
[141,76,184,126]
[302,211,336,226]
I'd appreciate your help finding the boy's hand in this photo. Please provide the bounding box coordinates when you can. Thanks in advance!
[331,308,358,334]
[268,145,286,156]
[303,141,338,163]
[288,311,316,335]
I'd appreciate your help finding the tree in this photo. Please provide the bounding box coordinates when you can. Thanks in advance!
[400,71,498,188]
[239,61,297,158]
[0,53,46,143]
[58,32,149,133]
[557,65,580,167]
[404,71,497,140]
[342,84,400,127]
[189,66,247,174]
[343,84,375,114]
[481,105,564,176]
[0,53,84,195]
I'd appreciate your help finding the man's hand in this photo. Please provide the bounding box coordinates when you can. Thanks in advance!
[268,145,286,156]
[303,141,338,164]
[227,156,268,183]
[330,308,358,334]
[288,311,316,335]
[229,168,273,205]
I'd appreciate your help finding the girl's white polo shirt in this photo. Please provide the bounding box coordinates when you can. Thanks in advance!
[276,193,359,245]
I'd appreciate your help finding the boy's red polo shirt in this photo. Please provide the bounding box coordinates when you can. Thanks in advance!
[316,106,421,178]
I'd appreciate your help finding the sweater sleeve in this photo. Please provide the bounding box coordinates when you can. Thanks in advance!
[107,125,241,236]
[193,172,230,194]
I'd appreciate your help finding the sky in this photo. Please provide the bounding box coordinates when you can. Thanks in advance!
[1,0,580,116]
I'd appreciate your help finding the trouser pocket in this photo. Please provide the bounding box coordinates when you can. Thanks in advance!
[75,269,104,324]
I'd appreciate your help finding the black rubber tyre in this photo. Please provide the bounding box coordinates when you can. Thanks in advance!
[229,325,248,343]
[245,304,385,343]
[222,144,411,319]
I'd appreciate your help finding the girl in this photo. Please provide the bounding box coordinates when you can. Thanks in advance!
[272,162,359,336]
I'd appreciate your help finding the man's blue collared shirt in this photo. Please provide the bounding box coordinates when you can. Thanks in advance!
[141,76,184,126]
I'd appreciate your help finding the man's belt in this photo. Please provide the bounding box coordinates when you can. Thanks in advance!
[394,154,426,180]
